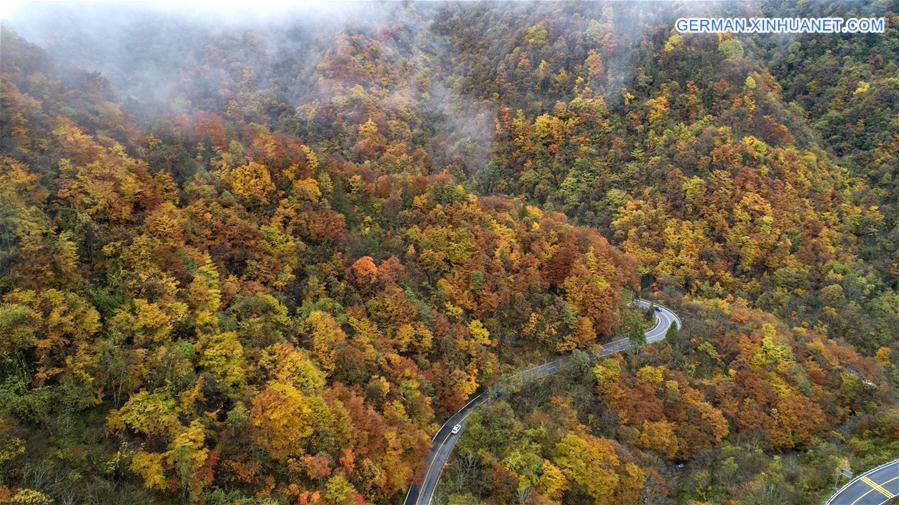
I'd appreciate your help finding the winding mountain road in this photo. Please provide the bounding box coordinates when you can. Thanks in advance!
[825,458,899,505]
[403,299,681,505]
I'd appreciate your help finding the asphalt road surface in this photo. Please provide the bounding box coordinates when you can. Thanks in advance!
[825,458,899,505]
[403,299,681,505]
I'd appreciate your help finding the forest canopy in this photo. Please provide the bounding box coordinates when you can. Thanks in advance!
[0,1,896,504]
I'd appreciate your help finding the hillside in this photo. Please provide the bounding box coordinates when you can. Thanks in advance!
[0,2,896,504]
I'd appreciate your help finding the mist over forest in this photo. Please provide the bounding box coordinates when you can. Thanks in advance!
[1,1,897,504]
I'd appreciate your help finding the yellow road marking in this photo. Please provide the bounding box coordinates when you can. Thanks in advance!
[861,476,896,498]
[420,433,450,505]
[851,475,899,505]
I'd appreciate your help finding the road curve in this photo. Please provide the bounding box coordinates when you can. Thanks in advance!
[404,299,681,505]
[825,458,899,505]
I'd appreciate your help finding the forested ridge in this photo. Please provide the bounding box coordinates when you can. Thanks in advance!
[0,1,896,504]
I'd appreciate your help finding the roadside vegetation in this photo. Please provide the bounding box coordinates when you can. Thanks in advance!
[0,0,895,503]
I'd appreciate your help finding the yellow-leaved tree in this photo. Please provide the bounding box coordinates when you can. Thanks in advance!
[250,382,317,461]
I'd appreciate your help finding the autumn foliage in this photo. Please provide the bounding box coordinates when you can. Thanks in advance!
[1,1,897,503]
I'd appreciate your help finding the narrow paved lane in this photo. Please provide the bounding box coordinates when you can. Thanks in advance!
[826,458,899,505]
[404,299,681,505]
